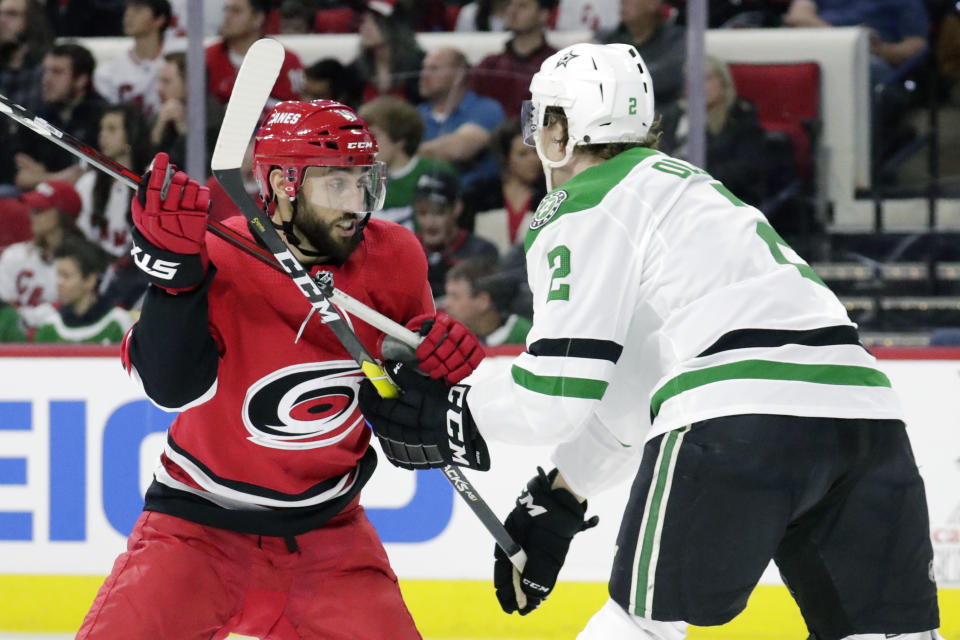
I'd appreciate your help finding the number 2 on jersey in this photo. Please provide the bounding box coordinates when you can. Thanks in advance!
[547,245,571,301]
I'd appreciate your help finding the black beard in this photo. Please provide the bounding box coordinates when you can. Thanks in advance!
[294,207,363,263]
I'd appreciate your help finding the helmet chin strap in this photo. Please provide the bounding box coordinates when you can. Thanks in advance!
[270,195,327,259]
[534,134,577,192]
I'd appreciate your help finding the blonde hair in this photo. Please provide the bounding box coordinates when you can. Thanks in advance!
[705,55,737,134]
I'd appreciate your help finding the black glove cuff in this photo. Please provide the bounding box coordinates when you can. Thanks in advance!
[131,228,206,291]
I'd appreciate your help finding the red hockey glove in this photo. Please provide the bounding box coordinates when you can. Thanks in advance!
[407,312,484,384]
[130,152,211,293]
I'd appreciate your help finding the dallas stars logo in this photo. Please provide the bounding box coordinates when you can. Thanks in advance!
[555,51,579,68]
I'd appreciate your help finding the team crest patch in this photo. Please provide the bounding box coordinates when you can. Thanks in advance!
[530,190,568,230]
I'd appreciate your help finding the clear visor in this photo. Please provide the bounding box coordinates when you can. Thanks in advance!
[520,100,539,147]
[300,162,387,213]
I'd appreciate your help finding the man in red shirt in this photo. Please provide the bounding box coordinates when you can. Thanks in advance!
[471,0,558,118]
[206,0,304,105]
[76,100,482,639]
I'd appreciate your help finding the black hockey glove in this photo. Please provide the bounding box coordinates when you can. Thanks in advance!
[494,467,599,615]
[358,361,490,471]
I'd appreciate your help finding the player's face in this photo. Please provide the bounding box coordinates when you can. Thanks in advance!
[156,60,185,102]
[0,0,26,43]
[294,168,368,262]
[41,55,77,104]
[99,112,128,160]
[537,120,567,163]
[55,257,95,308]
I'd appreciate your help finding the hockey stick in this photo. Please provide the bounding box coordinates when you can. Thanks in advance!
[211,39,528,576]
[0,89,421,351]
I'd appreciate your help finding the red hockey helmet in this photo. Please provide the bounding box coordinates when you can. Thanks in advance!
[253,100,386,212]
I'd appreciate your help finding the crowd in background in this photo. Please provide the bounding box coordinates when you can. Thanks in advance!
[0,0,954,345]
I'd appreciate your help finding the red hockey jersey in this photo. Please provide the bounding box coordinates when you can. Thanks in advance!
[127,217,433,535]
[206,40,305,104]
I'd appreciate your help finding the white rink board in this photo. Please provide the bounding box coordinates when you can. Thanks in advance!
[0,355,957,586]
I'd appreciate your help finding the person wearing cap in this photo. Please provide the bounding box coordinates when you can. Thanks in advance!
[413,169,498,300]
[346,0,424,104]
[471,0,559,119]
[0,180,84,328]
[93,0,172,119]
[206,0,305,104]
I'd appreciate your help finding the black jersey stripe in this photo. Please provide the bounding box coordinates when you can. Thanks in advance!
[166,434,356,503]
[528,338,623,363]
[697,325,864,358]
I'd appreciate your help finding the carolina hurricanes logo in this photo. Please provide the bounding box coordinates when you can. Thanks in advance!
[242,361,365,450]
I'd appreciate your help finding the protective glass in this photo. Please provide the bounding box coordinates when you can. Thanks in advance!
[301,162,387,213]
[520,100,539,147]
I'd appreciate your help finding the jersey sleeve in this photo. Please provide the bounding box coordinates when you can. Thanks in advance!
[550,413,641,498]
[125,271,221,411]
[463,198,644,447]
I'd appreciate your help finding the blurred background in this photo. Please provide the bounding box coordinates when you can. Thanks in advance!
[0,0,958,638]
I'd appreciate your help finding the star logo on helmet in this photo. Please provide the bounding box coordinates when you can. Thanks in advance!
[555,51,579,68]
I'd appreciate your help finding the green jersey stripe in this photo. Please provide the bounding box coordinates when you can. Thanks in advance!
[633,426,688,616]
[511,365,609,399]
[651,360,892,418]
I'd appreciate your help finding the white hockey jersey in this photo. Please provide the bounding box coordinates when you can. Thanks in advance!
[75,170,134,257]
[463,148,902,496]
[93,48,165,118]
[0,241,57,327]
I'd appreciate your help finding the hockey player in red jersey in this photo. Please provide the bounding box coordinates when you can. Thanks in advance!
[77,100,483,639]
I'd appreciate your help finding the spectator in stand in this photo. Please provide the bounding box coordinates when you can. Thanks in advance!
[33,235,133,344]
[94,0,172,120]
[464,117,546,253]
[302,57,362,107]
[0,180,82,328]
[207,0,304,105]
[347,0,424,104]
[595,0,685,112]
[0,0,53,186]
[554,0,619,31]
[414,169,498,300]
[417,47,505,190]
[14,42,106,191]
[472,0,558,119]
[278,0,315,34]
[444,257,532,346]
[0,0,50,113]
[75,103,151,259]
[0,300,25,341]
[783,0,929,84]
[359,95,458,230]
[150,51,223,168]
[455,0,509,32]
[782,0,929,160]
[659,55,768,207]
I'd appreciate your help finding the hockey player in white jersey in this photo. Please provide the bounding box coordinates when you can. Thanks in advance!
[358,43,943,640]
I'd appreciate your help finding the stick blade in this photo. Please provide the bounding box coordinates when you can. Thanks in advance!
[211,38,286,172]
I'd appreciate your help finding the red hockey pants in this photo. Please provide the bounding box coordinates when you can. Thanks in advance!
[76,503,421,639]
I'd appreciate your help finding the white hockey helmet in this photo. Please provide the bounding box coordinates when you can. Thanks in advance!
[521,43,655,172]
